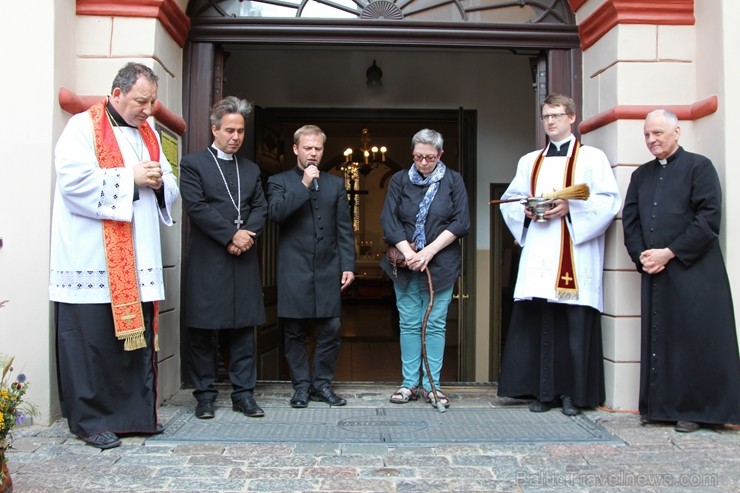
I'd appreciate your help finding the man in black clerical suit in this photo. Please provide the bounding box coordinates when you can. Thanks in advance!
[267,125,356,408]
[180,96,267,420]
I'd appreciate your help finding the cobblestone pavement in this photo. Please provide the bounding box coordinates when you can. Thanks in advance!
[6,383,739,492]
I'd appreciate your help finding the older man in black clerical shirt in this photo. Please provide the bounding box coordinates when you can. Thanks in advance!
[623,108,740,433]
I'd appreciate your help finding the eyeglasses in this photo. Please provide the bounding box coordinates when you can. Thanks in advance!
[412,154,438,163]
[540,113,569,121]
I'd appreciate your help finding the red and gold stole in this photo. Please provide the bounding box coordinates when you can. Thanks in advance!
[89,99,160,350]
[530,139,581,300]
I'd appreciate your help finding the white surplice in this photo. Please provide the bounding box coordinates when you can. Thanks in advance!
[499,138,621,312]
[49,110,179,304]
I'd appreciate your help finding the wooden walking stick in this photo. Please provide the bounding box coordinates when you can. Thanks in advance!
[421,266,447,413]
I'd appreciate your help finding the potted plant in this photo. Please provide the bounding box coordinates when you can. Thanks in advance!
[1,301,38,492]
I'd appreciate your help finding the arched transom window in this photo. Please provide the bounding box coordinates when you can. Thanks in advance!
[187,0,575,24]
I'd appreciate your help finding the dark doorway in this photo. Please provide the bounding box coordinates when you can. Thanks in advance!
[181,18,580,386]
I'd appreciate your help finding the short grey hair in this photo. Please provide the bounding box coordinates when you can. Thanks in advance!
[209,96,253,128]
[646,109,679,127]
[411,129,444,152]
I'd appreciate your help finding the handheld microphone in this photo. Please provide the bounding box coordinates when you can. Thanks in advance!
[307,163,319,191]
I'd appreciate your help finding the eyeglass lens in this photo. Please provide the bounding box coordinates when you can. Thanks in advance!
[541,113,567,121]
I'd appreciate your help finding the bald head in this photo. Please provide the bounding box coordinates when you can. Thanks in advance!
[644,109,680,160]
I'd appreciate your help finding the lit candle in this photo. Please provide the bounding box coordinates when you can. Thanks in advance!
[380,146,387,162]
[371,146,378,161]
[364,150,369,164]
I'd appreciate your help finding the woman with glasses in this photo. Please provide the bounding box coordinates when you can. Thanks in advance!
[379,129,470,408]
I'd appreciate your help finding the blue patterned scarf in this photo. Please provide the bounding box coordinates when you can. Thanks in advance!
[408,162,447,249]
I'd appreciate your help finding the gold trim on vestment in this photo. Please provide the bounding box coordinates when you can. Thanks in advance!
[89,99,161,350]
[530,140,581,300]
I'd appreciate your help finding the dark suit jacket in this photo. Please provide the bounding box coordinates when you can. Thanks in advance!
[267,166,355,318]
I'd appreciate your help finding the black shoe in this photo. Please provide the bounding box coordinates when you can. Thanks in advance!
[195,400,215,419]
[310,385,347,406]
[80,431,121,450]
[233,396,265,417]
[528,400,552,413]
[676,420,700,433]
[290,387,309,408]
[561,395,580,416]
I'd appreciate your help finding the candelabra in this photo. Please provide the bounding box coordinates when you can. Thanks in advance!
[341,128,387,176]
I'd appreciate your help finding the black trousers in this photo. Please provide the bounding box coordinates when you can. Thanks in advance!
[187,326,255,403]
[282,317,341,391]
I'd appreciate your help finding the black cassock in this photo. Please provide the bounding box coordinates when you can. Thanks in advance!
[623,147,740,425]
[56,302,159,436]
[180,147,267,329]
[266,166,355,390]
[266,166,355,318]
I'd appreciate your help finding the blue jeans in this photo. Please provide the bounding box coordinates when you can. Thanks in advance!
[394,274,454,392]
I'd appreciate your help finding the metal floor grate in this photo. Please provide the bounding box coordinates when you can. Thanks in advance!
[148,406,621,446]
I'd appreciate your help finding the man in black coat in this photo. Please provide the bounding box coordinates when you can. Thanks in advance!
[623,109,740,432]
[267,125,356,408]
[180,97,267,420]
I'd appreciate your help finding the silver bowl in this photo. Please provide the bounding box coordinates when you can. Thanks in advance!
[521,197,554,222]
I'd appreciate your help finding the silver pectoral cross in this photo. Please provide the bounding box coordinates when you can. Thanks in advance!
[234,217,243,227]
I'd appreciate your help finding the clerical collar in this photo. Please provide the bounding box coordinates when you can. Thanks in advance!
[210,145,234,160]
[106,101,136,128]
[546,135,574,157]
[657,147,682,167]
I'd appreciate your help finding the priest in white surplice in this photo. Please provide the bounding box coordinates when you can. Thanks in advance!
[497,94,620,416]
[49,63,179,449]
